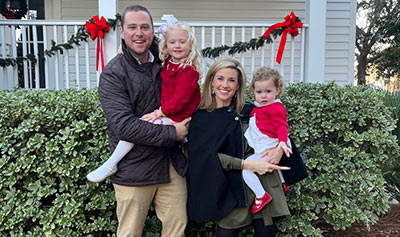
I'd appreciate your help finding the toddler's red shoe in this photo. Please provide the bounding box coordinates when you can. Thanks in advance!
[282,182,289,194]
[251,192,272,213]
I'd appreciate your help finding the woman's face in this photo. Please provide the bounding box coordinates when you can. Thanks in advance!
[212,67,240,108]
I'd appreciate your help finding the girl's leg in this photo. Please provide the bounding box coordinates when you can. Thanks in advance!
[215,225,239,237]
[242,153,266,197]
[104,140,134,168]
[87,140,134,183]
[153,117,174,125]
[242,153,272,213]
[253,219,276,237]
[277,169,289,193]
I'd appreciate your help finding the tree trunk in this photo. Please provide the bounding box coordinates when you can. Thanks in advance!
[357,55,368,85]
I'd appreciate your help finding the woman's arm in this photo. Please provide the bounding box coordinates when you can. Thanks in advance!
[218,153,242,171]
[218,153,282,175]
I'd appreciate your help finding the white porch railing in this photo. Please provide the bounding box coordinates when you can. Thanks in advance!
[0,20,308,90]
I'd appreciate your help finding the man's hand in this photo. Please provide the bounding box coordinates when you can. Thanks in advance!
[173,117,191,141]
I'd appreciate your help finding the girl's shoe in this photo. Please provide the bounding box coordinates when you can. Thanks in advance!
[87,164,117,183]
[251,192,272,213]
[282,182,289,194]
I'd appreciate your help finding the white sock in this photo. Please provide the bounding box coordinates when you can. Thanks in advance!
[87,140,134,182]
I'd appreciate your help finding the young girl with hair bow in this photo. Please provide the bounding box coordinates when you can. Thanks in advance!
[87,20,202,183]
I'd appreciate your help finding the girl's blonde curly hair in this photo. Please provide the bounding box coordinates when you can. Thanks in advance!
[159,23,202,77]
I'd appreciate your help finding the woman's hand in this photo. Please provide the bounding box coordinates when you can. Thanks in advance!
[261,145,284,165]
[243,160,282,175]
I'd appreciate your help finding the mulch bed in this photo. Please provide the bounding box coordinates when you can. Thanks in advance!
[324,204,400,237]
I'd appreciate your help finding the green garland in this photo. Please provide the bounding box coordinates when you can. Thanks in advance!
[201,29,283,58]
[0,14,121,68]
[0,26,89,67]
[0,13,290,67]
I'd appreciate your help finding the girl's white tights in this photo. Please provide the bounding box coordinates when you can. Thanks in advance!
[103,140,134,170]
[87,117,174,183]
[86,140,133,183]
[242,153,267,198]
[242,153,286,197]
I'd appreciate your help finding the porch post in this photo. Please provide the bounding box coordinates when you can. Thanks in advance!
[99,0,119,66]
[305,0,326,83]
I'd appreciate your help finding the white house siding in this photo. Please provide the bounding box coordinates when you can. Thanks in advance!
[42,0,307,85]
[117,0,307,83]
[43,0,98,88]
[325,0,356,85]
[45,0,305,22]
[118,0,305,22]
[42,0,357,85]
[44,0,99,20]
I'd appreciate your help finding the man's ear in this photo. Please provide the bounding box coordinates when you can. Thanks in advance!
[120,26,124,39]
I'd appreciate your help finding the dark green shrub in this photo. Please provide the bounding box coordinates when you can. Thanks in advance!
[278,83,399,236]
[0,89,116,236]
[382,92,400,138]
[382,92,400,202]
[1,83,398,236]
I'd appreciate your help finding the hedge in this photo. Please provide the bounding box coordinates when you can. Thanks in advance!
[278,83,399,236]
[0,83,398,236]
[382,92,400,203]
[0,89,115,236]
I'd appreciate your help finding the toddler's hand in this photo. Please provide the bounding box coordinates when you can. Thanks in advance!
[279,141,292,157]
[141,110,162,123]
[261,146,283,164]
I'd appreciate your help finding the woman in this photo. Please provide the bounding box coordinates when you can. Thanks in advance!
[187,59,290,236]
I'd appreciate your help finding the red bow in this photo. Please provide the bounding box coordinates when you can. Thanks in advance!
[262,12,303,64]
[3,7,16,19]
[85,15,110,71]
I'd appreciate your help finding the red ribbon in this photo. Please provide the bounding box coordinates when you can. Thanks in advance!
[85,15,110,71]
[262,12,303,64]
[3,8,16,19]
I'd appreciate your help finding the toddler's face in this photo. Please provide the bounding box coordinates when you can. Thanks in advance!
[253,79,280,106]
[166,28,191,63]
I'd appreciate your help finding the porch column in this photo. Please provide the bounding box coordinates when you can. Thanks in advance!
[99,0,119,65]
[305,0,326,83]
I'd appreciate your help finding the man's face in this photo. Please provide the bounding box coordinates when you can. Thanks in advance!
[120,10,154,63]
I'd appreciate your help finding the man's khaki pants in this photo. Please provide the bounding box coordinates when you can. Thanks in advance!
[113,163,187,237]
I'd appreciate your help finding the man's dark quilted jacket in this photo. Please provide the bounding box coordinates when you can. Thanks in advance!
[98,39,187,186]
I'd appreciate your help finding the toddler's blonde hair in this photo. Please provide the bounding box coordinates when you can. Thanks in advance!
[250,67,283,97]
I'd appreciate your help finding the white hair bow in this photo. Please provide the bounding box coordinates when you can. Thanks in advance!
[159,15,178,36]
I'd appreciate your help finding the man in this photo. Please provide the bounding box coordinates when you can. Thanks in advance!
[98,5,189,237]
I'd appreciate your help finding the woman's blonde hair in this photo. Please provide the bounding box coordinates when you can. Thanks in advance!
[250,67,284,97]
[159,23,202,77]
[199,58,246,114]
